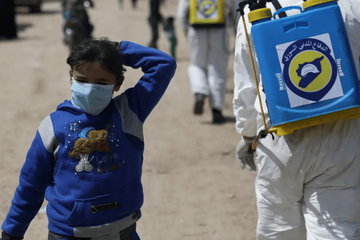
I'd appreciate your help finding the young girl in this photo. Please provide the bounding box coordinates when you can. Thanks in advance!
[1,38,176,240]
[163,16,177,59]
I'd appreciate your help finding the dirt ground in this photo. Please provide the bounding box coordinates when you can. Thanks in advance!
[0,0,257,239]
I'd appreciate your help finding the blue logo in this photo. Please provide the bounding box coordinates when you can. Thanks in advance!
[197,0,218,18]
[282,38,337,102]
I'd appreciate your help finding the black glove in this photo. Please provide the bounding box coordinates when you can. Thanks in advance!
[1,232,23,240]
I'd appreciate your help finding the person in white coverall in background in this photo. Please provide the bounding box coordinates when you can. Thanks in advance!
[233,0,360,239]
[177,0,233,124]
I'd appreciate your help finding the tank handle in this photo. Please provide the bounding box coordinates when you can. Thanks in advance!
[273,6,302,19]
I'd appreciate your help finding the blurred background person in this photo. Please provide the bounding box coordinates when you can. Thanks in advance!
[163,16,177,59]
[148,0,163,49]
[131,0,137,9]
[177,0,233,124]
[62,0,94,40]
[0,0,17,40]
[118,0,137,9]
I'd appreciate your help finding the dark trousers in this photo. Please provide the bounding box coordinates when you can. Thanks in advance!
[147,0,162,48]
[0,0,17,39]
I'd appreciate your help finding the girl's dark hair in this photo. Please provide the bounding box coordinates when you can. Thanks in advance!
[66,37,126,85]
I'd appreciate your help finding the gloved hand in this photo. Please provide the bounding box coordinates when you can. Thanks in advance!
[236,137,256,171]
[1,232,23,240]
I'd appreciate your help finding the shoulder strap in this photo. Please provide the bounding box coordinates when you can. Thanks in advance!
[271,0,287,18]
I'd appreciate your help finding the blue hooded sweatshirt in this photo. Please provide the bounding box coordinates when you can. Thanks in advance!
[1,41,176,238]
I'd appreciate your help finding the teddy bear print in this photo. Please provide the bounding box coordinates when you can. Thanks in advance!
[69,127,112,172]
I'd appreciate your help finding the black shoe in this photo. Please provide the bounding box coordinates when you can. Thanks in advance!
[193,93,206,115]
[212,108,225,124]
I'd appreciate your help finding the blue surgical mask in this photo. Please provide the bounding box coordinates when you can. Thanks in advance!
[71,78,114,116]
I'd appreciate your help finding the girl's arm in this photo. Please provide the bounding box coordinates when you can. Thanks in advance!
[118,41,177,122]
[1,117,56,238]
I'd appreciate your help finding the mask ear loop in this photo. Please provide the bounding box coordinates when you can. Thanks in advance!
[69,69,73,84]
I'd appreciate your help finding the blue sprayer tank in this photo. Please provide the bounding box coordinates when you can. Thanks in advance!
[249,0,360,136]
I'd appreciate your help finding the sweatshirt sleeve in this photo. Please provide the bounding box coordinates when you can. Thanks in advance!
[232,10,258,138]
[1,116,57,237]
[118,41,177,122]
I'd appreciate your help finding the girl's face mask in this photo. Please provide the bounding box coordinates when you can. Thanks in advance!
[71,77,115,116]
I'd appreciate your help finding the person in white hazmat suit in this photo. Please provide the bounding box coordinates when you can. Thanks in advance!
[177,0,233,124]
[233,0,360,239]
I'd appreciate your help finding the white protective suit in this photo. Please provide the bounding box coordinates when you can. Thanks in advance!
[177,0,232,110]
[233,0,360,239]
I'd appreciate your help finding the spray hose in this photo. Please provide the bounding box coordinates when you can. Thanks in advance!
[237,0,288,151]
[237,0,297,151]
[240,15,271,151]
